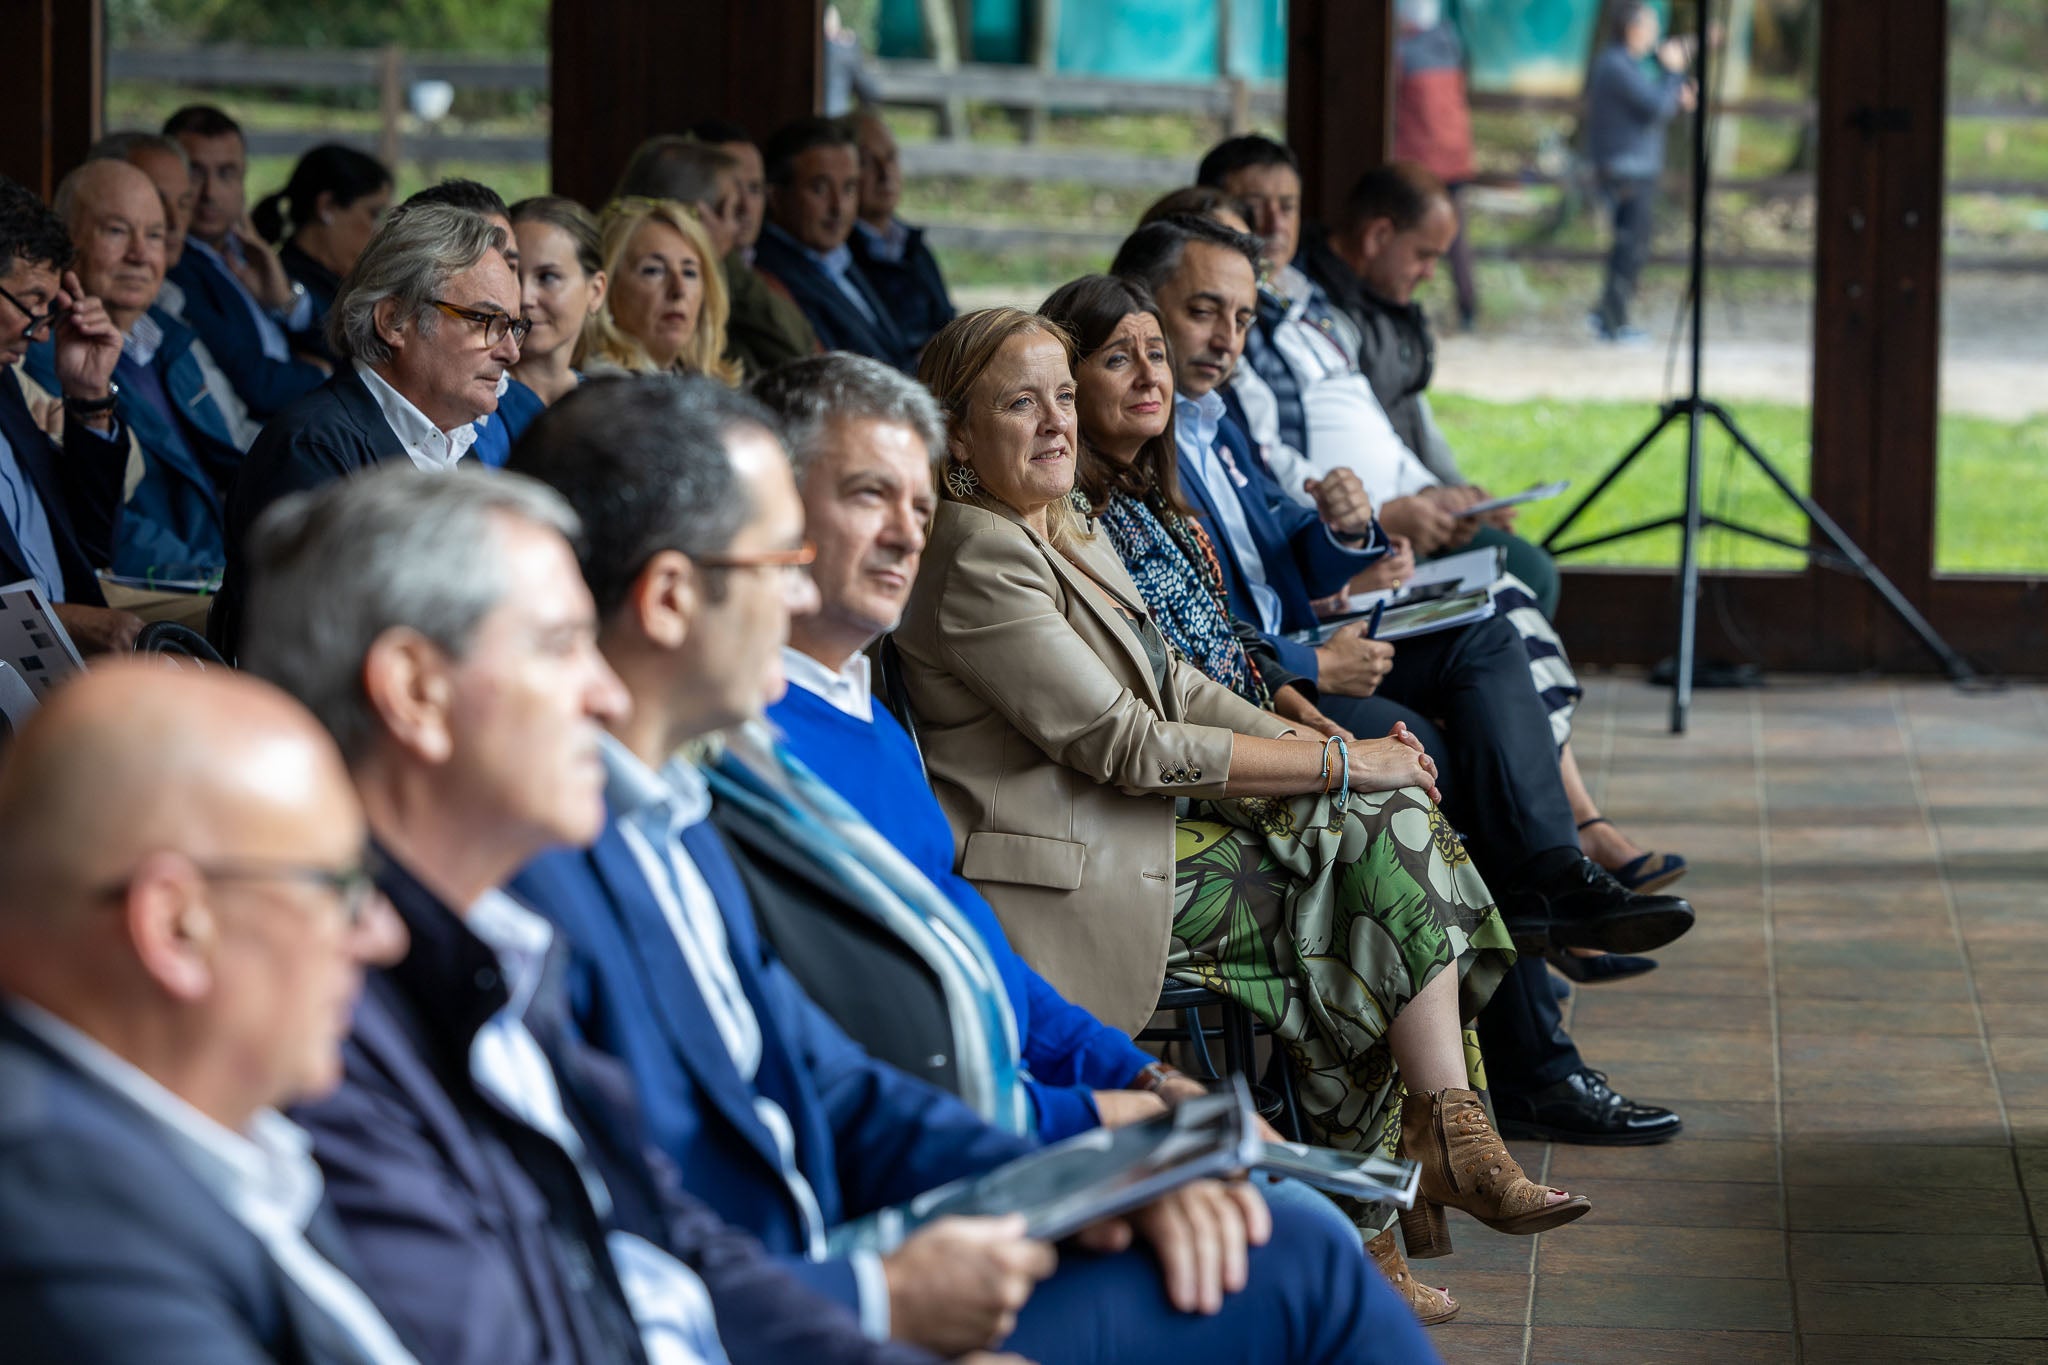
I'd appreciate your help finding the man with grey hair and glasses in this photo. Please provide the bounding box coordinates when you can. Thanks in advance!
[209,200,529,658]
[239,463,975,1365]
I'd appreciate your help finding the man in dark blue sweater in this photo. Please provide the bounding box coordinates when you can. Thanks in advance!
[1585,1,1698,342]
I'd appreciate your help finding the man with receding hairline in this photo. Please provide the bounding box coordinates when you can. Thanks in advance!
[0,662,418,1364]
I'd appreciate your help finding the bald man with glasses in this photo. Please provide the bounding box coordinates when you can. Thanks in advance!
[0,662,416,1364]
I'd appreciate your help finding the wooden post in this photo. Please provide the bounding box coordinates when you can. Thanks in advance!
[1025,0,1061,144]
[377,45,404,180]
[1286,0,1393,221]
[920,0,969,141]
[0,0,103,199]
[551,0,823,209]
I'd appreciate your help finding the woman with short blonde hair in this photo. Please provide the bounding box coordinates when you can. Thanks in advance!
[587,198,740,385]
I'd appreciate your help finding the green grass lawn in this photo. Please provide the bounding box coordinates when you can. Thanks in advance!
[1433,394,2048,578]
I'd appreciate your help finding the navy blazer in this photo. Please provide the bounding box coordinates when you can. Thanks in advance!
[1178,405,1383,682]
[167,245,327,419]
[510,808,1035,1320]
[847,221,956,354]
[0,369,126,606]
[0,1011,389,1365]
[753,224,921,374]
[209,366,407,659]
[27,308,238,581]
[296,851,936,1365]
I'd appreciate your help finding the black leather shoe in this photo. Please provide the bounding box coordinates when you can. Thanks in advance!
[1494,1068,1684,1146]
[1502,856,1694,955]
[1546,950,1659,984]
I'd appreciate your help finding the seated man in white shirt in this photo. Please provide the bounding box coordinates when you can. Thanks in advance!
[209,202,527,659]
[0,660,419,1364]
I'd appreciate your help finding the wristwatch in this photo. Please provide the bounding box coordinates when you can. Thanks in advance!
[63,380,120,417]
[1134,1061,1188,1095]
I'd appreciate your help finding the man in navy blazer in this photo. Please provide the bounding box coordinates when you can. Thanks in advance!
[754,118,922,374]
[242,464,945,1365]
[0,663,421,1364]
[210,201,524,659]
[507,375,1441,1365]
[0,175,143,652]
[164,105,328,420]
[1114,216,1691,1147]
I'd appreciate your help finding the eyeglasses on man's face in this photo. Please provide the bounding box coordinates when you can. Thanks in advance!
[0,280,71,342]
[97,855,385,929]
[428,298,532,348]
[694,542,818,580]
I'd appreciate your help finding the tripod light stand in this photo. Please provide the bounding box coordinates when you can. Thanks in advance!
[1539,0,1978,734]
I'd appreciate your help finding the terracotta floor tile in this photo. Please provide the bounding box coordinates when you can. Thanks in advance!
[1418,1322,1525,1363]
[1538,1223,1787,1280]
[1781,1100,2012,1145]
[1568,991,1775,1035]
[1781,1141,2019,1189]
[1800,1336,2048,1364]
[1547,1138,1779,1187]
[1532,1272,1794,1331]
[1552,1176,1783,1230]
[1769,966,1976,1003]
[1432,1269,1540,1326]
[1777,1032,1988,1072]
[1526,1327,1796,1364]
[1788,1232,2043,1284]
[1794,1281,2048,1338]
[1786,1183,2031,1234]
[1779,1064,2000,1109]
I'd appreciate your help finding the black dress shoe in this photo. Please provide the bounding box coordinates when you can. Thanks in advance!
[1546,950,1659,984]
[1502,855,1694,955]
[1493,1068,1684,1146]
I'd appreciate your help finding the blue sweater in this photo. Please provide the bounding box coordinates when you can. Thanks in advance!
[769,683,1156,1140]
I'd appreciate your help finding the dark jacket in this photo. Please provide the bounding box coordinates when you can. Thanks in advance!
[1296,226,1466,486]
[0,1010,387,1365]
[277,239,343,364]
[753,224,920,374]
[1176,406,1382,684]
[295,850,937,1365]
[1586,43,1686,181]
[509,809,1034,1321]
[848,220,956,355]
[724,251,821,378]
[209,366,406,659]
[0,368,127,606]
[168,244,327,419]
[27,307,240,581]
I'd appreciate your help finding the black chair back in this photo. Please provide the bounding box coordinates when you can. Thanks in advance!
[134,620,228,667]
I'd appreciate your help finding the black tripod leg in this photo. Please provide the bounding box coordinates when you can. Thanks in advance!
[1703,403,1979,683]
[1544,402,1683,553]
[1671,403,1708,733]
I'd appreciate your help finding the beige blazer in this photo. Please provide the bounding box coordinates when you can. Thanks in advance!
[894,499,1293,1035]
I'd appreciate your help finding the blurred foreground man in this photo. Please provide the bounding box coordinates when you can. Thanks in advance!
[0,663,418,1362]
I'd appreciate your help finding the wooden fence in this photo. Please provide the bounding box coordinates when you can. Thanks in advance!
[106,45,2048,271]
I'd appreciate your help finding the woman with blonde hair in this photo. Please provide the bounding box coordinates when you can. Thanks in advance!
[587,198,741,385]
[895,306,1589,1322]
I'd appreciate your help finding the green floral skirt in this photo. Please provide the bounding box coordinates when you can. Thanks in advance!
[1166,786,1515,1221]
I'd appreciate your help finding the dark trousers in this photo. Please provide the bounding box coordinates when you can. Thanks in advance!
[1004,1193,1440,1364]
[1464,523,1560,618]
[1477,952,1586,1092]
[1595,174,1658,333]
[1318,614,1578,885]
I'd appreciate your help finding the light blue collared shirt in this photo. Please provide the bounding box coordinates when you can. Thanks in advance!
[0,423,64,602]
[1175,388,1285,632]
[809,241,881,326]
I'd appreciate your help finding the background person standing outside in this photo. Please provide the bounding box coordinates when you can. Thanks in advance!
[1585,1,1697,344]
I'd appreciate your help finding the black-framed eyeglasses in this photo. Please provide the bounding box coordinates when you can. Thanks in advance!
[0,280,70,342]
[428,298,532,348]
[97,856,384,929]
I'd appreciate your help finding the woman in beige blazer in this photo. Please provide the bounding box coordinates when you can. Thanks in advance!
[896,308,1588,1285]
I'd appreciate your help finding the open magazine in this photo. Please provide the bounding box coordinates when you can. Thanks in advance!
[827,1077,1419,1257]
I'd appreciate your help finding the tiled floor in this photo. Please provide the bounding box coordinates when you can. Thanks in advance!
[1430,675,2048,1363]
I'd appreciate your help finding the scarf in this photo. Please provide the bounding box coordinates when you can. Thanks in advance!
[1097,486,1268,707]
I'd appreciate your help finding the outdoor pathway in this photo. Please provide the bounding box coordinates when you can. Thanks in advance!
[1429,674,2048,1363]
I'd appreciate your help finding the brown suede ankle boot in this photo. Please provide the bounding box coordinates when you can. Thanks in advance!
[1398,1085,1592,1258]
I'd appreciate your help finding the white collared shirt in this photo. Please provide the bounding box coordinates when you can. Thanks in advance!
[1175,388,1284,632]
[602,736,892,1339]
[780,647,874,724]
[6,1000,421,1365]
[462,891,729,1365]
[353,361,478,471]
